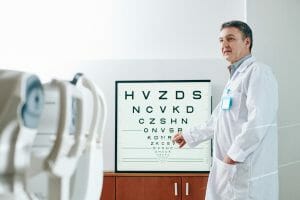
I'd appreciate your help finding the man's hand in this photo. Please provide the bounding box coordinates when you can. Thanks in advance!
[172,133,186,148]
[223,155,237,165]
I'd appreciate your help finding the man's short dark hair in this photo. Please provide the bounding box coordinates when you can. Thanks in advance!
[221,20,253,51]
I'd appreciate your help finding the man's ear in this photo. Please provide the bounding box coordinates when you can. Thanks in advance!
[245,37,251,48]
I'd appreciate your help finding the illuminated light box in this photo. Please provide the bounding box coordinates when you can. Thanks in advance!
[115,80,212,172]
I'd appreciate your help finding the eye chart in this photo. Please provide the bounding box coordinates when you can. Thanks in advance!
[116,80,212,172]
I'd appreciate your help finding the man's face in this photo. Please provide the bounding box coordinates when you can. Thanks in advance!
[219,27,250,64]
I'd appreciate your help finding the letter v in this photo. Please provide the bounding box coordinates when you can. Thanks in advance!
[160,106,167,113]
[142,91,151,99]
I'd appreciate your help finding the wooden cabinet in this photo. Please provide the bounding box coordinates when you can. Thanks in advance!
[116,176,182,200]
[100,176,115,200]
[181,177,208,200]
[100,172,208,200]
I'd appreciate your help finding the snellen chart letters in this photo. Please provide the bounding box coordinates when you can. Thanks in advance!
[124,90,202,100]
[116,81,212,172]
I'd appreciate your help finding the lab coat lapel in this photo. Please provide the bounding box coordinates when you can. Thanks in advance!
[237,56,256,74]
[226,56,256,91]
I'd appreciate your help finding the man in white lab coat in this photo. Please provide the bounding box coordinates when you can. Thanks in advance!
[173,21,278,200]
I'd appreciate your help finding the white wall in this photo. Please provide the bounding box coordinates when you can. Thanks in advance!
[247,0,300,199]
[0,0,244,65]
[0,0,113,64]
[112,0,245,59]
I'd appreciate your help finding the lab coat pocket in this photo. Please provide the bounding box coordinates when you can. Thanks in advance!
[209,157,236,198]
[232,162,250,199]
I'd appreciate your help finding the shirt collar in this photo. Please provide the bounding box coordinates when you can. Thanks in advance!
[228,54,252,78]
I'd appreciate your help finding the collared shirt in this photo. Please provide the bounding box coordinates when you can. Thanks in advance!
[228,54,252,78]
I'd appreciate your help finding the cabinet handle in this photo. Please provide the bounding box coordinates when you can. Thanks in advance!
[174,182,178,196]
[185,182,189,196]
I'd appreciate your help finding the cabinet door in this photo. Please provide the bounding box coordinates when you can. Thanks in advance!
[181,176,208,200]
[116,176,181,200]
[100,176,115,200]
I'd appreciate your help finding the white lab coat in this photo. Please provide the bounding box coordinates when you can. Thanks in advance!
[183,56,278,200]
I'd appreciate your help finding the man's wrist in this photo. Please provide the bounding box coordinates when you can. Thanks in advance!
[223,155,237,164]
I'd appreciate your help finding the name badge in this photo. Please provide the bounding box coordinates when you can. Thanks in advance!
[221,96,232,110]
[221,88,232,110]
